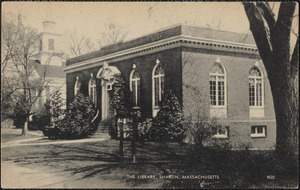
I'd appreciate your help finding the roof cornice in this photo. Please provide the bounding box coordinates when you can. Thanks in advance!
[63,35,259,73]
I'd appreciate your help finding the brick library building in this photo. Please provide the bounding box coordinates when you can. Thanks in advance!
[63,25,276,150]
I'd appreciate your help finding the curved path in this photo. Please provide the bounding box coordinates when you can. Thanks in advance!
[2,136,110,148]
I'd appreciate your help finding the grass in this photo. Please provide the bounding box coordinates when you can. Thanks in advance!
[1,131,42,143]
[2,138,298,189]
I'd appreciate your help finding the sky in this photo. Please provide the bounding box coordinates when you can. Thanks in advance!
[2,2,252,38]
[3,2,293,56]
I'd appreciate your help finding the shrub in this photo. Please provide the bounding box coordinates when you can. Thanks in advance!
[150,90,185,142]
[137,118,153,142]
[43,94,98,139]
[28,100,51,131]
[109,75,131,118]
[108,116,118,139]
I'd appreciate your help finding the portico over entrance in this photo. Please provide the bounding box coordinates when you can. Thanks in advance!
[96,62,121,121]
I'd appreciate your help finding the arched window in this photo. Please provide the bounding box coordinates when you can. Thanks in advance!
[249,67,263,107]
[130,66,140,108]
[209,62,226,106]
[152,60,165,112]
[88,73,97,105]
[74,76,81,96]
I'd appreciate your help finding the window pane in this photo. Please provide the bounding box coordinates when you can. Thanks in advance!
[132,81,136,106]
[256,79,262,106]
[251,126,255,134]
[218,77,224,105]
[93,87,97,105]
[210,76,216,105]
[249,67,261,77]
[257,126,263,133]
[132,70,140,79]
[219,128,226,135]
[137,80,140,106]
[249,78,255,106]
[155,65,164,75]
[154,77,159,106]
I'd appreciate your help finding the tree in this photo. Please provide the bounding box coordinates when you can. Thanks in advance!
[1,14,52,136]
[1,13,21,74]
[243,2,299,159]
[97,19,128,48]
[151,90,185,142]
[67,31,96,56]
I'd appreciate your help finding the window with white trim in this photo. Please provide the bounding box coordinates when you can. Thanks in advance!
[88,74,97,105]
[152,63,165,108]
[210,62,226,106]
[251,125,266,137]
[249,67,263,107]
[130,68,140,108]
[213,126,229,138]
[74,76,81,96]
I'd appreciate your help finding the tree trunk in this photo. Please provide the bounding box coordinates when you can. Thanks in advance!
[243,2,299,162]
[22,118,28,136]
[271,75,298,156]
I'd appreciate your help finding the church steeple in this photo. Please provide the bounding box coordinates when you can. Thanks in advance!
[37,19,64,66]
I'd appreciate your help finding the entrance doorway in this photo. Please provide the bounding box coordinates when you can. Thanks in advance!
[101,81,110,121]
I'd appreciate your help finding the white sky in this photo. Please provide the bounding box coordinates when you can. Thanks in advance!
[4,2,295,56]
[2,2,253,39]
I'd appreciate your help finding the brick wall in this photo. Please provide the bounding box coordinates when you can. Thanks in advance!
[182,47,276,149]
[66,48,182,118]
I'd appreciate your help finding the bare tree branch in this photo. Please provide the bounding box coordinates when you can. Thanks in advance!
[257,2,276,32]
[243,2,273,68]
[97,19,128,48]
[272,2,296,62]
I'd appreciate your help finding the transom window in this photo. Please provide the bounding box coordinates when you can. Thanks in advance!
[210,62,226,106]
[251,125,266,137]
[152,63,165,108]
[130,68,140,108]
[88,74,97,105]
[249,67,263,107]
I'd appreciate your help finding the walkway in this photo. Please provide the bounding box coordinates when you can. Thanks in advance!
[1,126,110,148]
[1,161,76,188]
[2,136,110,148]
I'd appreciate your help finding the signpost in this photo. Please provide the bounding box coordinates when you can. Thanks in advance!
[117,117,137,163]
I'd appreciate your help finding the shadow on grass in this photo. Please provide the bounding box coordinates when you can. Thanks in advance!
[3,139,297,189]
[4,139,189,188]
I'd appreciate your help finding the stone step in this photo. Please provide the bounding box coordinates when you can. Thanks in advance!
[90,121,110,138]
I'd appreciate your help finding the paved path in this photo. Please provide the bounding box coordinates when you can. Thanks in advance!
[1,161,76,188]
[1,161,140,188]
[2,136,110,148]
[1,127,110,148]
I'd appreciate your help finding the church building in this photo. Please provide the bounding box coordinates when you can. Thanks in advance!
[31,20,67,110]
[64,25,276,149]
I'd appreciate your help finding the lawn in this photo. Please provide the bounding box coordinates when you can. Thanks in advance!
[2,138,298,189]
[1,128,43,143]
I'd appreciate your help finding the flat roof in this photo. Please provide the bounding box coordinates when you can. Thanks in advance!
[66,25,255,66]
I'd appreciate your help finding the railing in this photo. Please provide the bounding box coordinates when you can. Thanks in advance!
[91,110,100,123]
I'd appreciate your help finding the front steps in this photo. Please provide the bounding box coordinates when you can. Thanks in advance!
[91,121,110,139]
